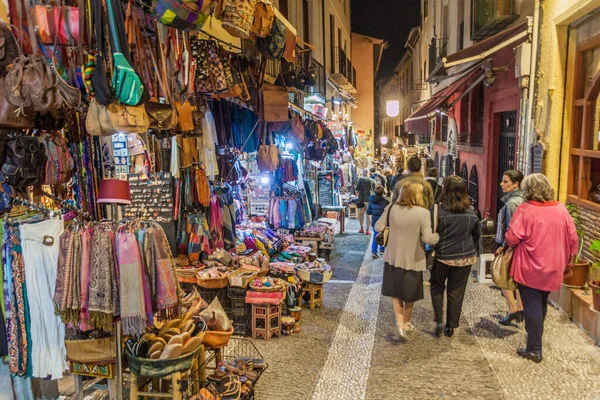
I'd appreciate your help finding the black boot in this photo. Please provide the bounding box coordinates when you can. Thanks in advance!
[434,323,443,337]
[517,348,542,363]
[499,312,522,326]
[444,326,454,337]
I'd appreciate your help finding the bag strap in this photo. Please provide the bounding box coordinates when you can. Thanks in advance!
[385,204,393,229]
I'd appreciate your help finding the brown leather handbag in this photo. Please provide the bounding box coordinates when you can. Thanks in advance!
[86,99,149,136]
[0,22,19,75]
[257,124,279,172]
[259,83,289,122]
[0,78,34,129]
[491,246,517,291]
[175,101,194,132]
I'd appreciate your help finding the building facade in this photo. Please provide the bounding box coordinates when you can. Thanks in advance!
[352,33,386,157]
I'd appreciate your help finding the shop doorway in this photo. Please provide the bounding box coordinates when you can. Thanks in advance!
[496,110,517,213]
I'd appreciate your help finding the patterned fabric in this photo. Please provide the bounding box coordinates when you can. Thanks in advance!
[144,226,179,320]
[79,228,93,330]
[6,224,29,375]
[88,227,119,332]
[53,229,80,325]
[221,0,257,39]
[442,256,478,267]
[116,228,147,335]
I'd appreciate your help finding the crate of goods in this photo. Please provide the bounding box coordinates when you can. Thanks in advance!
[197,268,229,289]
[296,261,332,284]
[228,268,258,288]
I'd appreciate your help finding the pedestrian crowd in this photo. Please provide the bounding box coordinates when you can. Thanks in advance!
[361,156,578,364]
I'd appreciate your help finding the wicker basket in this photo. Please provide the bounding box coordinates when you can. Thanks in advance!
[228,268,258,288]
[125,347,199,378]
[197,272,230,289]
[202,326,234,349]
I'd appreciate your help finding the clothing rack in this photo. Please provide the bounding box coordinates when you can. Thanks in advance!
[7,197,59,221]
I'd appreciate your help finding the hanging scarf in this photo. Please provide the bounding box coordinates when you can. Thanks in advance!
[116,228,147,336]
[6,224,29,375]
[88,227,119,332]
[145,226,179,320]
[53,229,81,325]
[79,228,93,330]
[209,195,224,249]
[137,228,154,327]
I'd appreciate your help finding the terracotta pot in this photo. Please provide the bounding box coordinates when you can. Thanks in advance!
[563,260,590,287]
[590,281,600,312]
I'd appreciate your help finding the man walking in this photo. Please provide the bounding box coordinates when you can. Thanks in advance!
[355,169,376,234]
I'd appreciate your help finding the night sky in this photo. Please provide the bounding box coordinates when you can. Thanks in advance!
[351,0,421,80]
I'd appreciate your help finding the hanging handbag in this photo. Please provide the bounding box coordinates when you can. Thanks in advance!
[491,246,517,291]
[0,22,19,75]
[220,0,257,39]
[256,17,287,60]
[34,3,81,45]
[86,99,149,136]
[259,83,289,122]
[291,112,305,143]
[176,101,195,131]
[257,124,279,172]
[43,134,75,184]
[2,136,48,187]
[0,78,34,129]
[251,0,274,38]
[152,0,209,31]
[376,205,394,247]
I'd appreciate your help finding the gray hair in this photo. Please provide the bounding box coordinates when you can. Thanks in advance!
[521,173,555,202]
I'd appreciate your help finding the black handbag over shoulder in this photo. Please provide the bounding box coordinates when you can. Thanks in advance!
[2,136,47,187]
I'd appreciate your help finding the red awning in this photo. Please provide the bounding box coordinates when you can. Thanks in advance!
[443,21,529,67]
[405,67,484,134]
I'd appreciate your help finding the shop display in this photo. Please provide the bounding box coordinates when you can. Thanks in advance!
[0,0,355,397]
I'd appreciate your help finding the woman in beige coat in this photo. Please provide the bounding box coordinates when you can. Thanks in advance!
[376,182,439,342]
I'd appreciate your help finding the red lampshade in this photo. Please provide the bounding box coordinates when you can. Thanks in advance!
[97,179,132,205]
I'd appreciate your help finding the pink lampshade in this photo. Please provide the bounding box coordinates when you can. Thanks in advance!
[97,179,132,205]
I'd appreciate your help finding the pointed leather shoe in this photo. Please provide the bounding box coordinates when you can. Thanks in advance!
[434,323,444,337]
[444,326,454,337]
[499,312,521,326]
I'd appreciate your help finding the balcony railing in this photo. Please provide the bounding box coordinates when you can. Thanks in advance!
[472,0,519,41]
[331,47,357,93]
[308,58,326,98]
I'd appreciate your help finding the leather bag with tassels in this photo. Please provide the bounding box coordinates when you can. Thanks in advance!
[259,82,289,122]
[491,246,517,291]
[86,99,149,136]
[0,77,34,129]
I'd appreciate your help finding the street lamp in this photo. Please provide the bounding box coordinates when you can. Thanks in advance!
[385,100,400,118]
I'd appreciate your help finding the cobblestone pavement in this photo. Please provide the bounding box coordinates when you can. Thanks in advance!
[253,222,600,400]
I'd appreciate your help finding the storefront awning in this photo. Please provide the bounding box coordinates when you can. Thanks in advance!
[405,67,484,135]
[443,20,530,68]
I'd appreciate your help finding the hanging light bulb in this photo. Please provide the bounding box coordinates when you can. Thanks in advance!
[386,100,400,118]
[381,136,389,145]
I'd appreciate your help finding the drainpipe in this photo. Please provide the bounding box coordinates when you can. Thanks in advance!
[521,1,542,173]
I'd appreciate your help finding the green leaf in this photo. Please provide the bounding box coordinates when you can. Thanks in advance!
[590,240,600,254]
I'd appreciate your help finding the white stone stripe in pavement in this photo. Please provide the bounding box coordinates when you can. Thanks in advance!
[311,248,383,400]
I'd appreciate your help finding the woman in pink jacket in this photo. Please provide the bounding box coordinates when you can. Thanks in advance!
[505,174,578,363]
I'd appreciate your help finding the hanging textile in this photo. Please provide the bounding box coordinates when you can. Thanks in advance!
[216,186,237,248]
[53,228,81,326]
[143,226,179,320]
[116,227,148,335]
[88,226,119,332]
[200,109,220,180]
[19,217,67,379]
[209,195,225,249]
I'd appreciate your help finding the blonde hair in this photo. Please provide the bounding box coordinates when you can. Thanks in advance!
[522,173,555,202]
[397,182,425,208]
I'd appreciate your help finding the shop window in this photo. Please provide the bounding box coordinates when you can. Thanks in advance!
[303,0,310,45]
[469,83,484,147]
[279,0,288,18]
[460,162,468,182]
[459,96,469,145]
[441,114,448,142]
[468,165,479,210]
[568,34,600,211]
[434,152,439,169]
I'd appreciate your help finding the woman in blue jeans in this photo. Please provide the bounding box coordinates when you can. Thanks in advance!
[366,185,390,258]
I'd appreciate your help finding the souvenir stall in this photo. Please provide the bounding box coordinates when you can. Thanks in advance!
[0,0,344,398]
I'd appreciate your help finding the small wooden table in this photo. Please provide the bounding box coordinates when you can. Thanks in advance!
[320,206,347,234]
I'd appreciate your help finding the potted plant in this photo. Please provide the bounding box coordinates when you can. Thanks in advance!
[588,240,600,312]
[563,204,590,287]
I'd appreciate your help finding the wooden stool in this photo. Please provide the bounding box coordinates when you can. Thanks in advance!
[302,282,323,310]
[348,204,358,219]
[251,304,281,341]
[129,371,184,400]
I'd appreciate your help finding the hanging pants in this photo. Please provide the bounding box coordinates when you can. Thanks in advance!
[429,260,471,329]
[518,283,550,354]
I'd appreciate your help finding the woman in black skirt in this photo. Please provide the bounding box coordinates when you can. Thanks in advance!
[375,181,439,342]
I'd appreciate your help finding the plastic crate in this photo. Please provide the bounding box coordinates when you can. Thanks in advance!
[199,287,230,314]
